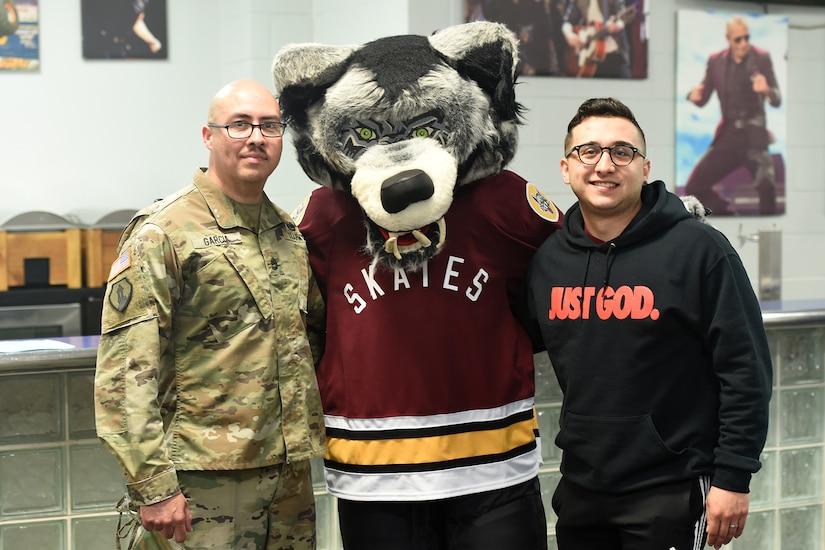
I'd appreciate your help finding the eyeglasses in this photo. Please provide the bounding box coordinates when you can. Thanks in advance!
[732,34,750,44]
[566,144,645,166]
[207,121,286,139]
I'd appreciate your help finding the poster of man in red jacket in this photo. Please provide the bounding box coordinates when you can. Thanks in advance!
[676,10,787,217]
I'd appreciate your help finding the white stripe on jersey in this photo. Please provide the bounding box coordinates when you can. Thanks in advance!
[324,397,536,431]
[324,445,542,501]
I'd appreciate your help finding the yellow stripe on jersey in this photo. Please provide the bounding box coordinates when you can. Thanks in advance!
[325,415,538,465]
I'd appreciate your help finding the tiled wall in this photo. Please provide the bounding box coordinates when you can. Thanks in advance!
[0,371,123,548]
[1,322,823,549]
[743,326,825,549]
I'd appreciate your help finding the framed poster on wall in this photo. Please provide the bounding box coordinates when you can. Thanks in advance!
[81,0,167,60]
[0,0,39,71]
[465,0,648,78]
[676,10,788,217]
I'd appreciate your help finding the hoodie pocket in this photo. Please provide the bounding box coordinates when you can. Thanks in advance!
[556,411,683,488]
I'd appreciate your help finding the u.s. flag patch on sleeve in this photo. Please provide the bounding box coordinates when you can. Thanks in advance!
[108,249,132,281]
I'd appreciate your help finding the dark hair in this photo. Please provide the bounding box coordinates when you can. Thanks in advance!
[564,98,646,152]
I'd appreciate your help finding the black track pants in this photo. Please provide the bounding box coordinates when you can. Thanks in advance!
[338,477,548,550]
[553,476,710,550]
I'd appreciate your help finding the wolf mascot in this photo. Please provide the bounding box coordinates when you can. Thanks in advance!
[273,22,559,549]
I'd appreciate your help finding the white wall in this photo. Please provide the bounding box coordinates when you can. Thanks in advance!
[3,0,824,300]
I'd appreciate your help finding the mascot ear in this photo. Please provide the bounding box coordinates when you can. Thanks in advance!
[429,22,520,121]
[272,43,358,125]
[681,195,712,224]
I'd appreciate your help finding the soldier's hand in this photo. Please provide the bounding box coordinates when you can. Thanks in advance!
[140,493,193,543]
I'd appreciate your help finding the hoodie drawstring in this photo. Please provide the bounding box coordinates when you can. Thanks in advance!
[603,242,617,288]
[582,249,592,290]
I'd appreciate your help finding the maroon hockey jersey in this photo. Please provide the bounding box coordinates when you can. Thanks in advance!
[295,170,562,500]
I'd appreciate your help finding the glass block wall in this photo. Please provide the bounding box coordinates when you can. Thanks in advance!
[1,320,823,549]
[0,370,123,549]
[733,326,825,550]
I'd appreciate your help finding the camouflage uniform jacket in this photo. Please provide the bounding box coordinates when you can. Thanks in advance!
[94,168,326,506]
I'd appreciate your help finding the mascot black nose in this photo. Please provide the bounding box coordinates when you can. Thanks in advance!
[381,170,435,214]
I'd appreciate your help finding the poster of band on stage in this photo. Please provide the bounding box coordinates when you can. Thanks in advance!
[465,0,648,79]
[676,11,787,217]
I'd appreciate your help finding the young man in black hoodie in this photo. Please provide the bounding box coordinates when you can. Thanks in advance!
[526,98,772,549]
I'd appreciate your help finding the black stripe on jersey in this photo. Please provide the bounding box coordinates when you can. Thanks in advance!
[325,409,535,441]
[324,440,538,474]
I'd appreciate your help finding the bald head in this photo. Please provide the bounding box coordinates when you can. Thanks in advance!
[202,79,284,203]
[725,16,751,63]
[207,79,279,123]
[725,16,749,37]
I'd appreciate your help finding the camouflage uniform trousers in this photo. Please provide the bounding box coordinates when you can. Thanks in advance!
[117,460,316,550]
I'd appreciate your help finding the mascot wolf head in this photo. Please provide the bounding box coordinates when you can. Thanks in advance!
[273,22,521,271]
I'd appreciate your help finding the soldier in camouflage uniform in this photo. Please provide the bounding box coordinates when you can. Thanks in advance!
[94,79,326,549]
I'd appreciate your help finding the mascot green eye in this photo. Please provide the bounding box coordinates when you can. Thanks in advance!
[358,128,375,140]
[412,128,431,138]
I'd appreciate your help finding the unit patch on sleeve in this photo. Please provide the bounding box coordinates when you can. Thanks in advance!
[109,277,133,312]
[526,182,560,222]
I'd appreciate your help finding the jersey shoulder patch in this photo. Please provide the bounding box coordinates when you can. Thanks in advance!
[525,182,560,222]
[291,194,312,226]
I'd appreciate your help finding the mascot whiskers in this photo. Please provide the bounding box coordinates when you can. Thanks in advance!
[273,21,561,548]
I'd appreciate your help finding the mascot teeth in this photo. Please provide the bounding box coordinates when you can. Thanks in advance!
[410,229,432,248]
[381,219,446,260]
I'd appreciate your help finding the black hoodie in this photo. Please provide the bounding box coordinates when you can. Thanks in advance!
[527,180,772,495]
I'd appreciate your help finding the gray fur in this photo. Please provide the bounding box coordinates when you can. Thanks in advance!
[272,43,358,92]
[681,195,712,223]
[273,22,522,270]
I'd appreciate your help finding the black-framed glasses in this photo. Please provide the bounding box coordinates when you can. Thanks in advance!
[207,121,286,139]
[566,144,645,166]
[732,34,750,44]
